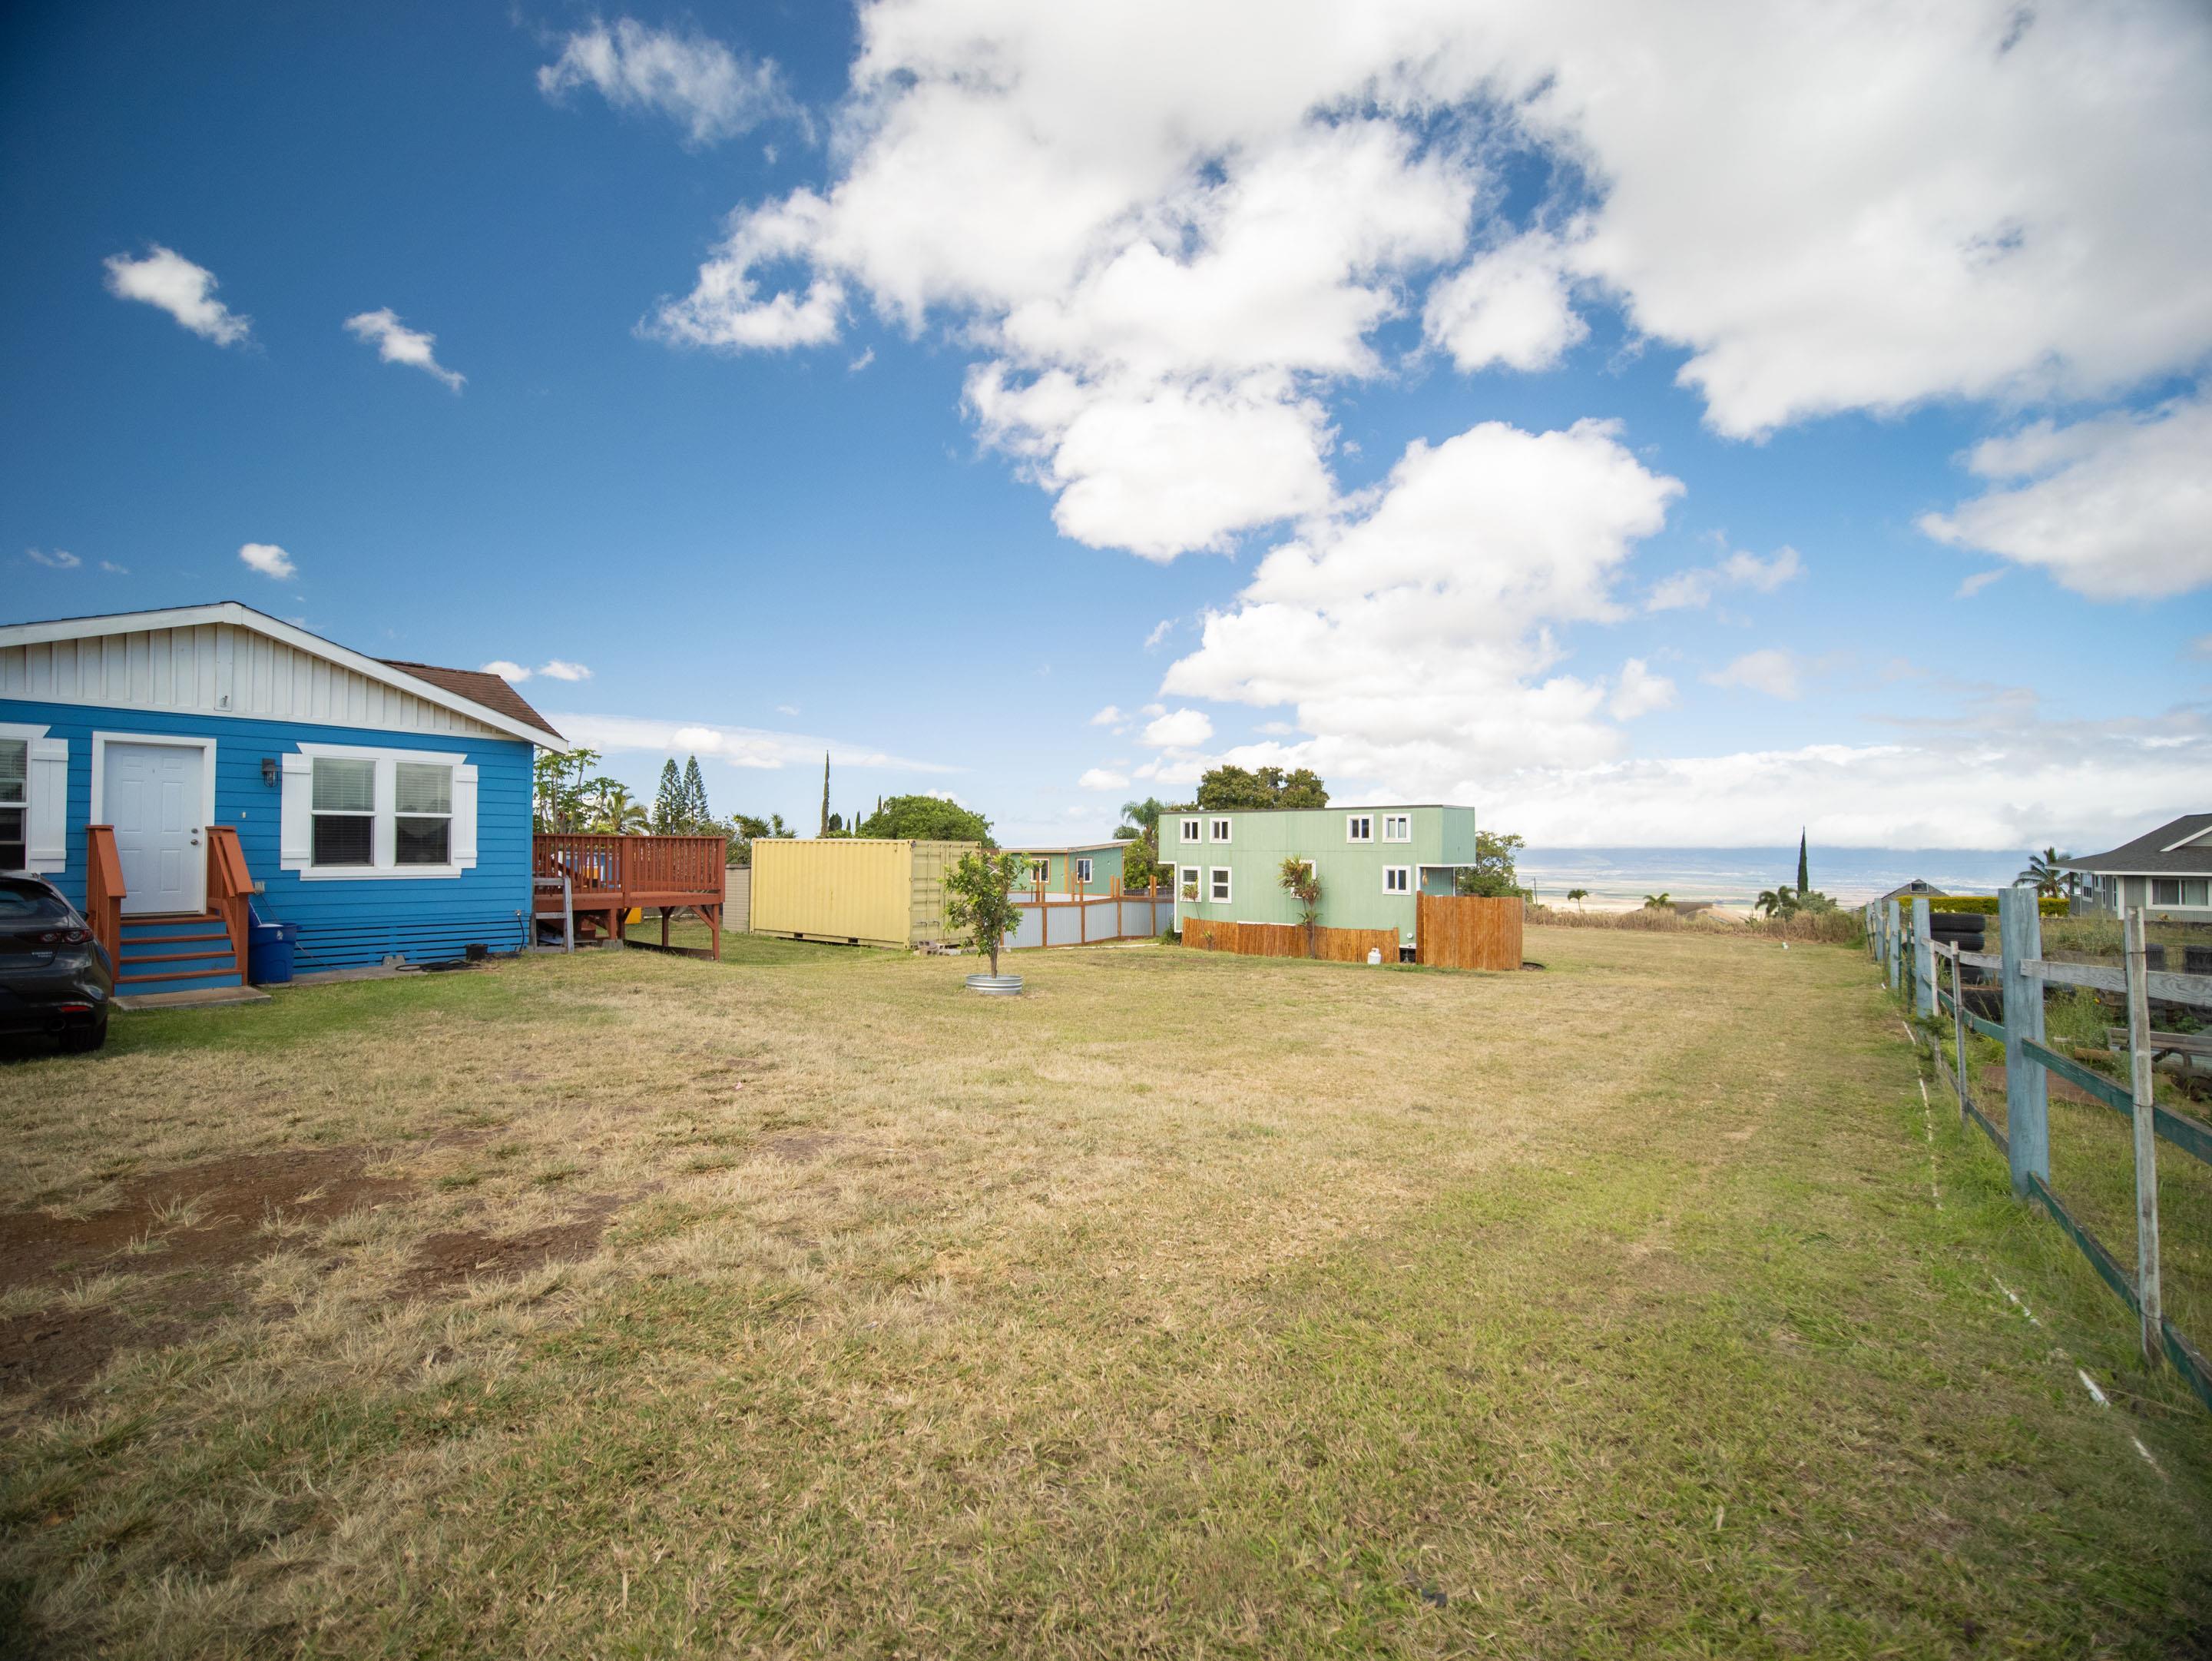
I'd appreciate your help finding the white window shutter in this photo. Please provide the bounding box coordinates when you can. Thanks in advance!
[450,763,478,869]
[280,754,313,869]
[27,737,68,872]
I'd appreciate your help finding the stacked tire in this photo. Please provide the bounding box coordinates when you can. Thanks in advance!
[1929,908,1987,984]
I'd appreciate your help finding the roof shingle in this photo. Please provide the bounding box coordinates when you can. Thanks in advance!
[2061,814,2212,876]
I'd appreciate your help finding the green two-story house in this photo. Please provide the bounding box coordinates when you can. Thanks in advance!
[1168,804,1479,945]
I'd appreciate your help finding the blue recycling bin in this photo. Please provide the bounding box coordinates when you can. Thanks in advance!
[247,919,299,985]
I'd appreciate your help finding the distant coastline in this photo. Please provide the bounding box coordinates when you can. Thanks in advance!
[1518,847,2028,914]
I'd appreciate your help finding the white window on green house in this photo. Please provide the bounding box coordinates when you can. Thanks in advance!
[1208,817,1232,842]
[1030,859,1049,884]
[1180,865,1200,900]
[1181,817,1200,844]
[0,737,25,872]
[1383,866,1411,893]
[1210,866,1232,902]
[311,757,377,867]
[1075,857,1094,883]
[1346,814,1373,842]
[394,761,453,866]
[1381,814,1411,841]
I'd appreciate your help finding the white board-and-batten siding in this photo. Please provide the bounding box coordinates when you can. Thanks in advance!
[0,624,503,739]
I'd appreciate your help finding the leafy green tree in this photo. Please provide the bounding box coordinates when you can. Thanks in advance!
[725,811,794,867]
[1279,856,1322,957]
[1643,892,1672,910]
[1453,830,1527,897]
[1566,887,1589,908]
[1193,765,1330,811]
[856,794,992,844]
[944,849,1029,977]
[1121,840,1164,893]
[532,748,601,832]
[588,780,650,834]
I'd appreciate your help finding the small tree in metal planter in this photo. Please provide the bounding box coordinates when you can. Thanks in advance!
[1279,856,1323,958]
[945,849,1029,979]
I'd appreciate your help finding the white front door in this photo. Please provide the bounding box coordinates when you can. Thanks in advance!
[106,741,206,914]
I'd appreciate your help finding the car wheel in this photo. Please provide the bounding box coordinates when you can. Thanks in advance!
[59,1013,108,1054]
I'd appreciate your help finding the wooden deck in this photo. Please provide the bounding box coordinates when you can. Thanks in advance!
[533,833,729,958]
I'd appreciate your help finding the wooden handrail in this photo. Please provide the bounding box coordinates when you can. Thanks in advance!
[207,827,253,975]
[85,825,125,971]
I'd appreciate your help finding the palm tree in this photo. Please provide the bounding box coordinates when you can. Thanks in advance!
[1642,892,1672,910]
[1755,886,1800,919]
[2017,847,2074,898]
[1119,796,1167,841]
[1566,887,1589,909]
[589,781,650,834]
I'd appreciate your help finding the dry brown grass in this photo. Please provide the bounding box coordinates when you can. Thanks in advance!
[1,928,2207,1656]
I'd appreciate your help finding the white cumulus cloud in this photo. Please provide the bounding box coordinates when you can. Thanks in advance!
[1088,705,1125,726]
[1078,767,1130,791]
[1608,658,1677,719]
[26,549,81,570]
[239,542,296,580]
[538,18,794,148]
[1423,230,1588,373]
[1919,393,2212,598]
[1141,708,1214,748]
[1647,545,1803,612]
[1704,649,1801,701]
[103,245,251,346]
[344,309,465,392]
[535,659,592,681]
[478,660,531,681]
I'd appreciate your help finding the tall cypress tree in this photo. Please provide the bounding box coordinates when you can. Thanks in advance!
[819,752,831,836]
[654,758,685,834]
[681,755,709,829]
[1796,830,1810,896]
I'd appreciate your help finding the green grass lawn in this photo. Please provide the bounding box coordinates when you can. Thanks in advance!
[2,928,2208,1656]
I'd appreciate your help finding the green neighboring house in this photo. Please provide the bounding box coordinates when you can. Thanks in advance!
[1009,840,1131,896]
[1168,804,1480,944]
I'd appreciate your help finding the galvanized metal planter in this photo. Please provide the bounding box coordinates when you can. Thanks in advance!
[964,973,1023,996]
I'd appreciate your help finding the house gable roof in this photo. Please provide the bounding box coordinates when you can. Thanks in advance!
[380,659,562,743]
[0,602,563,747]
[2063,814,2212,877]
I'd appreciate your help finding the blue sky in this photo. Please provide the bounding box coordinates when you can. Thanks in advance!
[4,1,2207,852]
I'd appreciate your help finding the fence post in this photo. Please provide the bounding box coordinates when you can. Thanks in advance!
[1999,885,2048,1199]
[2125,905,2163,1364]
[1886,900,1902,991]
[1912,897,1935,1017]
[1948,939,1969,1127]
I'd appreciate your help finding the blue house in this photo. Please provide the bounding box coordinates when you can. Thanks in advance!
[0,602,564,995]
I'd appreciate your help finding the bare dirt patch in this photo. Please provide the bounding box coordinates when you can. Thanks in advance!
[763,1131,846,1163]
[390,1191,632,1299]
[0,1147,416,1410]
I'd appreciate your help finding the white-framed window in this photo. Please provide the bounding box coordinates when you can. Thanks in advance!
[281,743,478,880]
[0,723,67,875]
[1180,864,1200,900]
[1030,858,1050,884]
[1180,817,1201,844]
[1382,866,1411,893]
[311,757,377,867]
[394,761,452,865]
[1075,857,1094,884]
[0,735,26,873]
[2152,877,2210,907]
[1208,817,1232,842]
[1381,814,1411,842]
[1210,866,1232,903]
[1346,814,1373,842]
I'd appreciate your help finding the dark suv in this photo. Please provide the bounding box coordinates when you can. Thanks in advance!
[0,875,113,1053]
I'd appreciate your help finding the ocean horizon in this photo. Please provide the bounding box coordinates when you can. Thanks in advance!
[1518,847,2033,911]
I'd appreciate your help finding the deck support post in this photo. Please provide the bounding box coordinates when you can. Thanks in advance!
[2125,905,2163,1364]
[1999,886,2048,1199]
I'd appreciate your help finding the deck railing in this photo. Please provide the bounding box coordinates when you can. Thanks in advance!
[531,834,727,899]
[85,825,124,970]
[207,827,253,974]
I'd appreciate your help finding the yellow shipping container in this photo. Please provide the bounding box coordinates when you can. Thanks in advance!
[750,839,979,949]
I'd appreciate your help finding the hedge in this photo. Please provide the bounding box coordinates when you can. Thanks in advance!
[1896,894,2069,917]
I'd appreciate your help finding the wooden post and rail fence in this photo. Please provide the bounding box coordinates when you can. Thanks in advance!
[1869,888,2212,1411]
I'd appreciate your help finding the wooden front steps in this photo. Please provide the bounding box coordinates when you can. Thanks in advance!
[115,910,245,996]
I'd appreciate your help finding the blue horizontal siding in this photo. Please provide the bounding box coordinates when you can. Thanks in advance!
[2,697,536,970]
